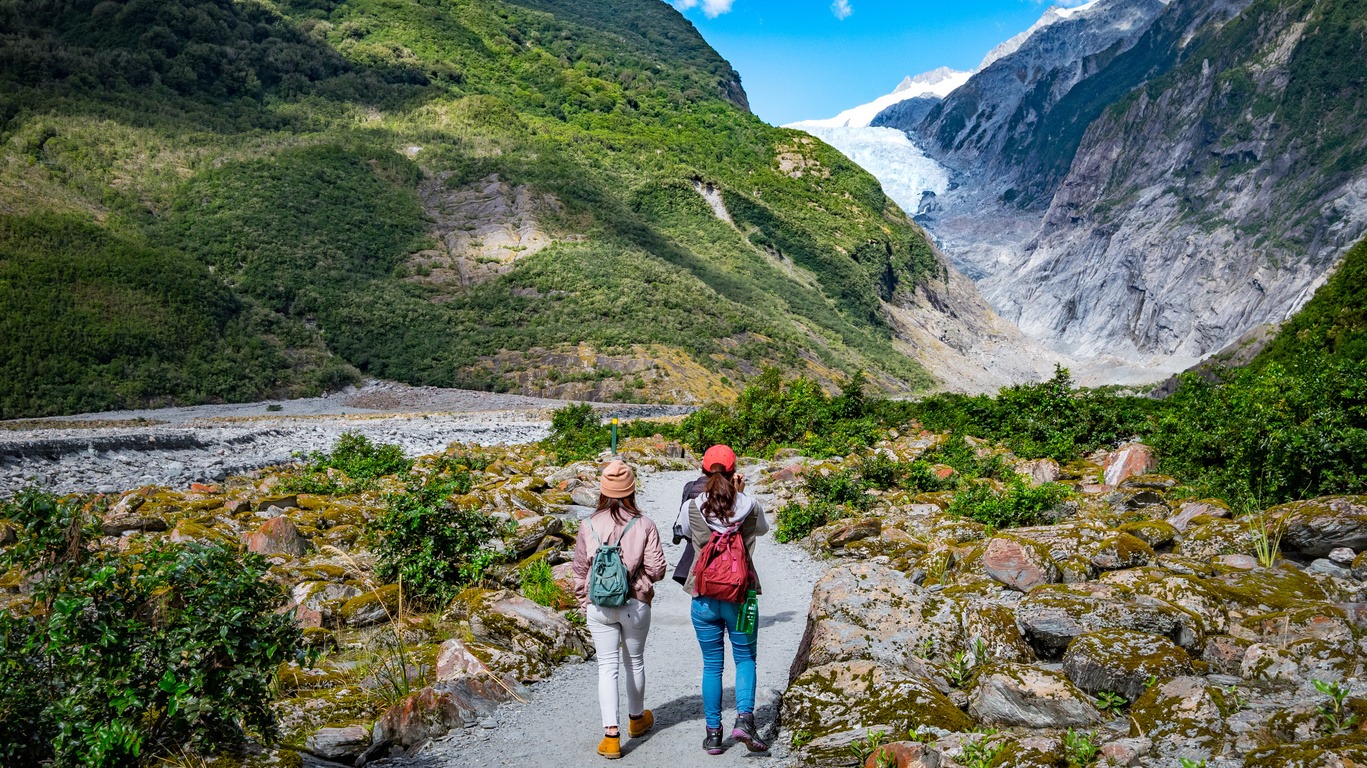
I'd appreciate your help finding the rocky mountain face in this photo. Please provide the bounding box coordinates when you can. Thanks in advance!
[839,0,1367,377]
[988,0,1367,362]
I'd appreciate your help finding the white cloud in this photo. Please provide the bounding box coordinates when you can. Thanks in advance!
[671,0,736,17]
[831,0,852,19]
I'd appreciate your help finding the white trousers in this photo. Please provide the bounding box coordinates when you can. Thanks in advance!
[586,598,652,728]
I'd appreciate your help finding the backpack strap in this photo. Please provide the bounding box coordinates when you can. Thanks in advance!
[612,515,640,545]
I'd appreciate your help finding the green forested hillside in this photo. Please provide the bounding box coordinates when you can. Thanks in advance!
[0,0,939,418]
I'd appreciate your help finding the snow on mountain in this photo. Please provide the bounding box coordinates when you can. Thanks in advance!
[789,67,971,130]
[784,126,948,219]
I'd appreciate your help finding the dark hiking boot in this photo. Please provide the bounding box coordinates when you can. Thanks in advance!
[703,727,724,755]
[731,712,768,752]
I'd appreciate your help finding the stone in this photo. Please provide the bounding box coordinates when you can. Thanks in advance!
[461,588,591,681]
[967,663,1103,728]
[100,513,168,536]
[1202,635,1251,675]
[256,494,300,512]
[340,585,401,628]
[1179,518,1258,559]
[1240,643,1300,681]
[1215,554,1259,569]
[1061,629,1193,700]
[863,741,941,768]
[1127,676,1228,760]
[783,660,973,740]
[1329,546,1356,565]
[1099,738,1149,767]
[1166,499,1231,531]
[1089,534,1155,570]
[242,516,313,557]
[1308,558,1354,579]
[1015,583,1199,657]
[1205,565,1329,612]
[1102,444,1157,487]
[1119,474,1178,490]
[509,515,562,556]
[1099,568,1229,635]
[569,487,598,507]
[291,581,362,628]
[1244,739,1367,767]
[371,687,471,748]
[0,521,14,547]
[1276,495,1367,557]
[819,517,882,549]
[983,535,1060,593]
[1354,551,1367,581]
[1117,520,1177,549]
[1014,458,1060,486]
[435,637,487,681]
[306,725,370,762]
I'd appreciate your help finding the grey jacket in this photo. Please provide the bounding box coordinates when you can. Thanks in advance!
[680,497,763,597]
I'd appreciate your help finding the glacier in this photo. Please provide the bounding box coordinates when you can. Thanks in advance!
[786,125,948,219]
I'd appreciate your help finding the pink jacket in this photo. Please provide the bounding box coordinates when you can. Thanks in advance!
[572,511,667,607]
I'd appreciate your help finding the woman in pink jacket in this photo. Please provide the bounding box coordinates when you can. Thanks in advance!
[571,460,667,759]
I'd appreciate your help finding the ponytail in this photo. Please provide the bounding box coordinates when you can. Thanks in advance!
[700,466,737,525]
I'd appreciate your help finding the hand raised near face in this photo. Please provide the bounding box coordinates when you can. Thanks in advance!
[733,472,746,493]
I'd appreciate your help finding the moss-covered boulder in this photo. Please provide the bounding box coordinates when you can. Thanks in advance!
[460,588,590,681]
[982,535,1060,592]
[1128,676,1229,760]
[1102,444,1157,487]
[1275,496,1367,557]
[242,515,313,558]
[1100,568,1229,634]
[1244,736,1367,768]
[290,581,362,629]
[1179,517,1258,559]
[508,515,562,557]
[986,736,1068,768]
[1206,565,1330,613]
[783,660,972,740]
[967,663,1103,728]
[1061,629,1193,700]
[811,517,882,552]
[339,585,401,628]
[1118,519,1177,549]
[1089,533,1155,570]
[1015,583,1199,657]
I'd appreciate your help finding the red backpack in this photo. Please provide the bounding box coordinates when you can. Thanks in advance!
[692,520,752,604]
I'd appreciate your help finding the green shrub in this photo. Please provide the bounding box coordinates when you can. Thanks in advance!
[519,558,569,608]
[370,472,510,607]
[0,489,301,767]
[947,479,1073,529]
[1150,355,1367,506]
[775,499,840,544]
[279,432,412,494]
[542,403,608,463]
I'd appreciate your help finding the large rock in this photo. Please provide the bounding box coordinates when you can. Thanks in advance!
[793,563,1030,680]
[967,663,1103,728]
[983,535,1060,592]
[1276,496,1367,557]
[1100,568,1229,635]
[1127,676,1229,760]
[1061,629,1193,701]
[1102,444,1157,487]
[435,637,487,680]
[1089,534,1155,570]
[811,518,882,551]
[1205,565,1329,613]
[1178,518,1258,559]
[1014,458,1060,486]
[242,515,313,557]
[1166,499,1230,532]
[369,678,525,749]
[783,660,973,740]
[862,741,941,768]
[339,585,402,628]
[306,725,370,762]
[509,515,562,556]
[462,588,590,681]
[1015,583,1198,657]
[100,513,168,536]
[290,581,363,629]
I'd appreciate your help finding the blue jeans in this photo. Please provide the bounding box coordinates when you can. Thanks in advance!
[691,596,757,729]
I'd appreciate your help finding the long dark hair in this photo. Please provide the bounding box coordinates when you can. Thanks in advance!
[700,466,737,525]
[596,493,643,525]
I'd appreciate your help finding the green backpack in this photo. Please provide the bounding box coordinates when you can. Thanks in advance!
[588,516,640,607]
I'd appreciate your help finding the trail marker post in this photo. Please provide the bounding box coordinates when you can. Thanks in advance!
[611,418,619,455]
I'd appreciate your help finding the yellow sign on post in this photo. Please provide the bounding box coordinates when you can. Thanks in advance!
[611,418,619,454]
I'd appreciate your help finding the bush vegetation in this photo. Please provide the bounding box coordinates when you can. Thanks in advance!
[369,468,512,607]
[0,490,302,767]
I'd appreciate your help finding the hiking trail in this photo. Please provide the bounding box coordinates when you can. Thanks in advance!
[377,469,822,768]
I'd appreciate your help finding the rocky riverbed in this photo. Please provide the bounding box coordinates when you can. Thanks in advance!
[0,382,691,496]
[768,434,1367,767]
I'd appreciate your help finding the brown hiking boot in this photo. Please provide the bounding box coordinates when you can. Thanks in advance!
[597,734,622,759]
[628,710,654,738]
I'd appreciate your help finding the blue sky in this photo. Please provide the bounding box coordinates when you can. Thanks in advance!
[669,0,1083,125]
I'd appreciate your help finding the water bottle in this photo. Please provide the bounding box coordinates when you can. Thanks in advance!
[736,589,759,636]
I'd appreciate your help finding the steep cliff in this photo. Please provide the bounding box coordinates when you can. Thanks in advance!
[991,0,1367,362]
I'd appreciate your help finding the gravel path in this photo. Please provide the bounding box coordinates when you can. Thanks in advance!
[379,469,822,768]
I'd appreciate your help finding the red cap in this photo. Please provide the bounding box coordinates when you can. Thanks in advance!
[701,444,737,473]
